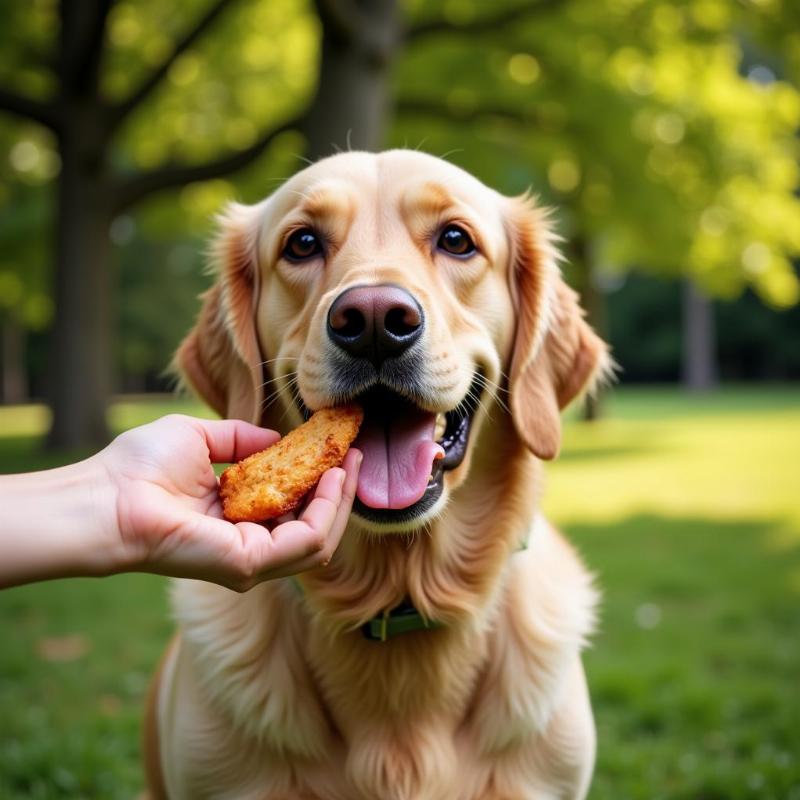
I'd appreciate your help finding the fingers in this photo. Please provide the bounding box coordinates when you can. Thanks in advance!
[193,470,344,590]
[235,449,362,587]
[188,417,281,464]
[321,448,361,560]
[175,448,362,591]
[270,467,346,556]
[265,444,360,524]
[297,448,361,548]
[266,448,362,575]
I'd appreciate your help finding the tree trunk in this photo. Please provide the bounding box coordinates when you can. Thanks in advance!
[1,315,28,404]
[581,272,607,420]
[45,1,113,449]
[46,135,113,448]
[681,279,718,392]
[40,0,402,447]
[303,0,399,159]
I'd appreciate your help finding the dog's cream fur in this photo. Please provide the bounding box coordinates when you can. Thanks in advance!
[145,151,611,800]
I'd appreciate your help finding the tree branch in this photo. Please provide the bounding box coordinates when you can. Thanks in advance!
[111,113,305,212]
[0,87,60,130]
[313,0,397,66]
[405,0,564,43]
[75,0,114,94]
[314,0,365,43]
[109,0,236,129]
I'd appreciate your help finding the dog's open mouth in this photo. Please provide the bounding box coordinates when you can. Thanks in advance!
[347,374,482,525]
[297,373,482,525]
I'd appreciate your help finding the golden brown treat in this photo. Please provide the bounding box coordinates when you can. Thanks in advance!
[219,405,363,522]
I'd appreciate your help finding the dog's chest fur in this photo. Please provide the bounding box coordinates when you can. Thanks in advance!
[167,512,596,800]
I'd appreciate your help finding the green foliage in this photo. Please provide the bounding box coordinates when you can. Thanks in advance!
[0,0,58,100]
[606,274,800,382]
[1,388,798,797]
[116,232,209,380]
[0,0,799,387]
[0,0,59,329]
[0,0,318,381]
[106,0,316,170]
[0,121,55,331]
[397,0,800,307]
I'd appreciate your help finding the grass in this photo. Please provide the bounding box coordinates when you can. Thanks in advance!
[1,386,798,799]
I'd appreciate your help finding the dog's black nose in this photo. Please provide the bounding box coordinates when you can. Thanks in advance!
[327,284,424,366]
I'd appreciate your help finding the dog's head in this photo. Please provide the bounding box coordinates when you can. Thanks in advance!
[177,150,610,532]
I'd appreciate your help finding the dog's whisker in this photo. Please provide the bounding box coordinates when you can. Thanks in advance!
[259,356,300,367]
[260,391,286,414]
[437,147,464,162]
[260,372,299,413]
[474,373,511,415]
[276,380,304,427]
[472,392,496,423]
[292,152,315,167]
[259,373,292,390]
[478,370,510,391]
[455,380,498,423]
[285,188,315,203]
[259,370,301,392]
[475,371,509,398]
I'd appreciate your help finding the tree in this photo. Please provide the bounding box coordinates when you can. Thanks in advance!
[2,0,799,444]
[303,0,399,159]
[0,120,52,404]
[0,0,311,447]
[681,279,718,391]
[393,0,800,396]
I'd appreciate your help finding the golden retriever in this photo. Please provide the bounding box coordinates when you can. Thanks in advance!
[144,150,611,800]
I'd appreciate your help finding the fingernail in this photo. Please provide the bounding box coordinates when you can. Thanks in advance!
[339,470,346,487]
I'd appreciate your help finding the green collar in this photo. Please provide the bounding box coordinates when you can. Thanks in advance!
[293,534,529,643]
[362,599,443,642]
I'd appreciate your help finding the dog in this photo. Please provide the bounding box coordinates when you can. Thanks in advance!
[144,150,611,799]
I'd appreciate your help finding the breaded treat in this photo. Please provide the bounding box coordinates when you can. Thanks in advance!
[219,405,363,522]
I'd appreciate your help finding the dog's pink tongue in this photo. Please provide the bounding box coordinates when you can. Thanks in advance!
[355,410,444,509]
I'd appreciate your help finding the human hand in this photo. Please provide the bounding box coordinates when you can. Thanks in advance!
[96,414,361,591]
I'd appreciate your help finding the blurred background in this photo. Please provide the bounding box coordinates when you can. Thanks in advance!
[0,0,798,797]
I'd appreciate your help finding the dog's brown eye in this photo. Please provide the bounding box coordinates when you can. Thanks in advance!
[437,225,476,257]
[284,229,323,261]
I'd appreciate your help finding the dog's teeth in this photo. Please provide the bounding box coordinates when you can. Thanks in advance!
[434,413,447,442]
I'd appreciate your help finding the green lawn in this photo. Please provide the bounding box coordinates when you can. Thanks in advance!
[1,387,798,799]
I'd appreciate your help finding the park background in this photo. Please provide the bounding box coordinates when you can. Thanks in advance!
[0,0,798,797]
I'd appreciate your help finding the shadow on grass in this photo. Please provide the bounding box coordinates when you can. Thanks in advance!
[0,573,171,800]
[566,514,800,799]
[1,510,798,799]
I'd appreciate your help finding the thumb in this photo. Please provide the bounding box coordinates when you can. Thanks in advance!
[187,417,280,464]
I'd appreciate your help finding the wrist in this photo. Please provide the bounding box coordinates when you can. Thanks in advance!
[0,456,127,588]
[81,453,132,576]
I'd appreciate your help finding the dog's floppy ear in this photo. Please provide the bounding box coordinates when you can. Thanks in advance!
[175,203,264,423]
[506,196,611,460]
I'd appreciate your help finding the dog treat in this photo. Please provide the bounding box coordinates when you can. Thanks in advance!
[219,405,363,522]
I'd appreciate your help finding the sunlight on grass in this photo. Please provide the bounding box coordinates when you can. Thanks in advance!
[544,405,800,528]
[0,396,210,439]
[0,404,50,438]
[109,397,213,430]
[0,386,798,798]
